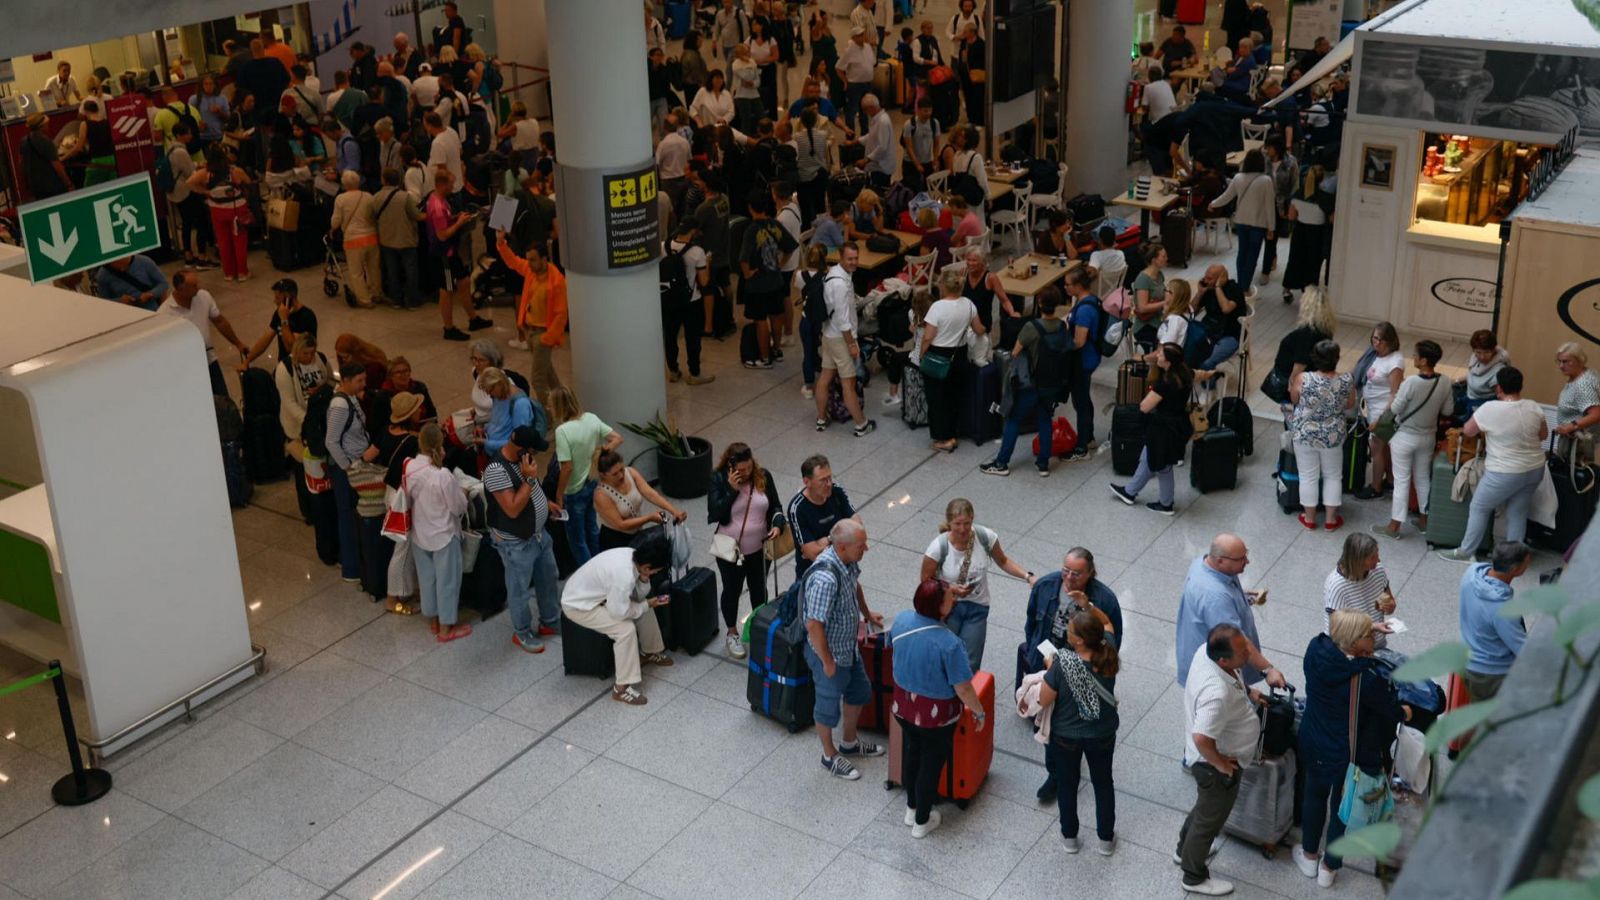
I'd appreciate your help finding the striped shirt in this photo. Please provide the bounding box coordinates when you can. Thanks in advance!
[1324,563,1391,649]
[482,455,549,540]
[325,393,369,470]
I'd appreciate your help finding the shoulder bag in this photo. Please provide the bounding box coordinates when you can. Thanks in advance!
[1337,675,1395,829]
[710,481,753,565]
[381,455,415,541]
[1372,376,1439,443]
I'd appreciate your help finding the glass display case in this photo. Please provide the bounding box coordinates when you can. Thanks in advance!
[1413,135,1552,228]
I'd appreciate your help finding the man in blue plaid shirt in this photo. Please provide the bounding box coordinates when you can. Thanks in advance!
[803,519,886,780]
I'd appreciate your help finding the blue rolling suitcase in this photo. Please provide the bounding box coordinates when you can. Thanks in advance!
[958,359,1003,445]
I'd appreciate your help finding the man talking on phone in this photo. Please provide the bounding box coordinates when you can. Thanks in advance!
[485,425,563,653]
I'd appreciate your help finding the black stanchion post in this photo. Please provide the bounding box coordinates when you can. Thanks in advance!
[45,659,112,806]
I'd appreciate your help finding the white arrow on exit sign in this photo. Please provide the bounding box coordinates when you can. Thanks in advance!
[36,213,78,266]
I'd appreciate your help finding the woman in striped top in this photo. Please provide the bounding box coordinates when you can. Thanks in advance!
[1323,533,1398,649]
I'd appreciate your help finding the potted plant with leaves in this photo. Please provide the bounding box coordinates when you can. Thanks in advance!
[620,411,712,499]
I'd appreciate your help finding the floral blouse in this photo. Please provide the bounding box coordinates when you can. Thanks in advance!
[1292,372,1354,449]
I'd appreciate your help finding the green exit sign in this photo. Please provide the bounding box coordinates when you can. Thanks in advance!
[17,174,162,284]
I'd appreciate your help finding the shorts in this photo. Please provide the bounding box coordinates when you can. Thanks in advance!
[806,646,870,728]
[820,334,856,373]
[742,285,782,319]
[439,253,470,291]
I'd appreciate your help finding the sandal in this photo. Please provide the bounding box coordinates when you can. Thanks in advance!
[1297,513,1317,530]
[641,652,674,667]
[436,624,473,643]
[1324,516,1345,531]
[385,599,418,616]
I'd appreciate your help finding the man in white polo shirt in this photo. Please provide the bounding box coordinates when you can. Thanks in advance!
[1176,623,1264,896]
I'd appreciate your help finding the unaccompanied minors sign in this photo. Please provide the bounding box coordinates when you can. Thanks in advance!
[603,166,660,269]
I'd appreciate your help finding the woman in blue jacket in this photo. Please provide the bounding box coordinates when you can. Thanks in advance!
[1298,610,1412,888]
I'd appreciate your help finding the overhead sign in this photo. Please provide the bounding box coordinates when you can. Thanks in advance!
[16,174,161,284]
[603,165,660,269]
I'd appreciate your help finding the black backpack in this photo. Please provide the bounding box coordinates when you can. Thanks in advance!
[948,152,987,206]
[802,270,830,324]
[660,244,692,305]
[1030,320,1072,392]
[300,385,339,454]
[166,103,200,142]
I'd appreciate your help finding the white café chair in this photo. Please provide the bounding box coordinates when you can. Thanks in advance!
[1027,163,1070,222]
[988,182,1032,257]
[925,171,950,196]
[1241,120,1272,145]
[902,250,937,287]
[1094,260,1128,301]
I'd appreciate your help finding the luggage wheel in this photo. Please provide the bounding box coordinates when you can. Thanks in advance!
[785,721,804,734]
[953,798,970,810]
[322,278,339,297]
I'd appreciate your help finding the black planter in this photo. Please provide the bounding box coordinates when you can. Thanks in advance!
[656,436,713,499]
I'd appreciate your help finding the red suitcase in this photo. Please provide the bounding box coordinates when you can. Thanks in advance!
[857,624,894,733]
[885,670,996,807]
[1444,673,1475,753]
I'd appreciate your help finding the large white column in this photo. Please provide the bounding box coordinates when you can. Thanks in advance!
[1066,0,1136,199]
[546,0,667,471]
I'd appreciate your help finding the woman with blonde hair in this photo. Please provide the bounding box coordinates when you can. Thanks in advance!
[1264,284,1337,407]
[549,386,624,565]
[706,442,786,657]
[919,498,1036,671]
[1150,278,1194,361]
[406,423,472,642]
[1553,341,1600,448]
[845,188,885,241]
[477,366,543,456]
[329,168,380,308]
[921,268,986,452]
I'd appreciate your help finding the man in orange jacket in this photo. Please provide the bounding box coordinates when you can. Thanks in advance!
[496,230,567,402]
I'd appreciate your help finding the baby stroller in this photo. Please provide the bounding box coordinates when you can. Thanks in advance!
[321,235,358,308]
[471,251,522,309]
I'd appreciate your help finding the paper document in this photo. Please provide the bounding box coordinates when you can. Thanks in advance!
[1384,617,1408,634]
[488,194,519,232]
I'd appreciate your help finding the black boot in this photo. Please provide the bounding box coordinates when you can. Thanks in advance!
[1036,776,1057,803]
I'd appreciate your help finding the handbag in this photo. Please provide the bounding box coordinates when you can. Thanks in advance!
[928,64,956,86]
[302,449,332,494]
[1372,376,1439,443]
[267,196,301,231]
[710,479,754,565]
[919,347,955,380]
[764,525,795,562]
[381,458,414,542]
[1444,427,1482,465]
[348,460,388,517]
[1337,676,1395,828]
[1260,369,1290,405]
[460,524,482,573]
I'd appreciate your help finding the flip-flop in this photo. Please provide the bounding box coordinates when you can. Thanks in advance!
[386,600,418,616]
[437,624,473,643]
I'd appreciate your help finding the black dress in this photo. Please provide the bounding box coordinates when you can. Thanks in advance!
[1143,377,1194,471]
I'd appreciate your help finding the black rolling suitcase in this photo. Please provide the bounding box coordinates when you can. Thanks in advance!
[1342,419,1370,494]
[309,490,340,565]
[221,440,252,508]
[267,226,305,271]
[666,566,719,655]
[1273,436,1301,514]
[561,613,617,679]
[1209,395,1253,457]
[240,369,289,483]
[930,80,960,130]
[1111,404,1145,476]
[958,359,1003,445]
[1528,438,1597,553]
[1190,427,1240,492]
[746,601,815,733]
[1161,198,1194,268]
[460,540,508,620]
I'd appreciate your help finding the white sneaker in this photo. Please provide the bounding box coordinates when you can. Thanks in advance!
[1062,836,1080,854]
[1183,877,1234,896]
[911,809,942,838]
[1296,851,1320,879]
[508,339,530,350]
[725,633,746,659]
[801,385,815,399]
[1097,835,1117,856]
[1317,866,1337,888]
[884,393,902,406]
[903,807,916,827]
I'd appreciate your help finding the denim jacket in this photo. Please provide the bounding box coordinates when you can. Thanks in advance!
[1021,573,1123,676]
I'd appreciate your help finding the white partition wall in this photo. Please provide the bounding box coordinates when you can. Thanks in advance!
[0,281,256,757]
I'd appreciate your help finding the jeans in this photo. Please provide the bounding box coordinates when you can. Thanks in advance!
[1125,446,1175,506]
[1300,759,1348,871]
[1177,762,1241,885]
[493,530,561,641]
[1236,224,1267,289]
[799,315,822,387]
[413,536,464,625]
[1050,734,1117,841]
[381,246,422,307]
[662,298,705,377]
[329,465,361,579]
[805,646,870,728]
[1459,465,1544,554]
[943,600,989,673]
[899,717,957,826]
[1069,367,1097,446]
[1295,442,1344,510]
[1200,336,1240,372]
[993,389,1054,469]
[715,554,768,629]
[564,481,601,566]
[1389,429,1434,524]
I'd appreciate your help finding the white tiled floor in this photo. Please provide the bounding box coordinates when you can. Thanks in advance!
[0,3,1568,898]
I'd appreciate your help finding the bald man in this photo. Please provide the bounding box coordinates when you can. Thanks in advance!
[1174,534,1288,689]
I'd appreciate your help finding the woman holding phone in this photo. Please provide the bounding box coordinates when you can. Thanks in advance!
[706,442,786,659]
[920,498,1037,672]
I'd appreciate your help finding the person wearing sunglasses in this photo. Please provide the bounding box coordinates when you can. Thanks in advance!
[1019,547,1124,802]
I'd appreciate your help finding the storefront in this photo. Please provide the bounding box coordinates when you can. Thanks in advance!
[1328,0,1596,341]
